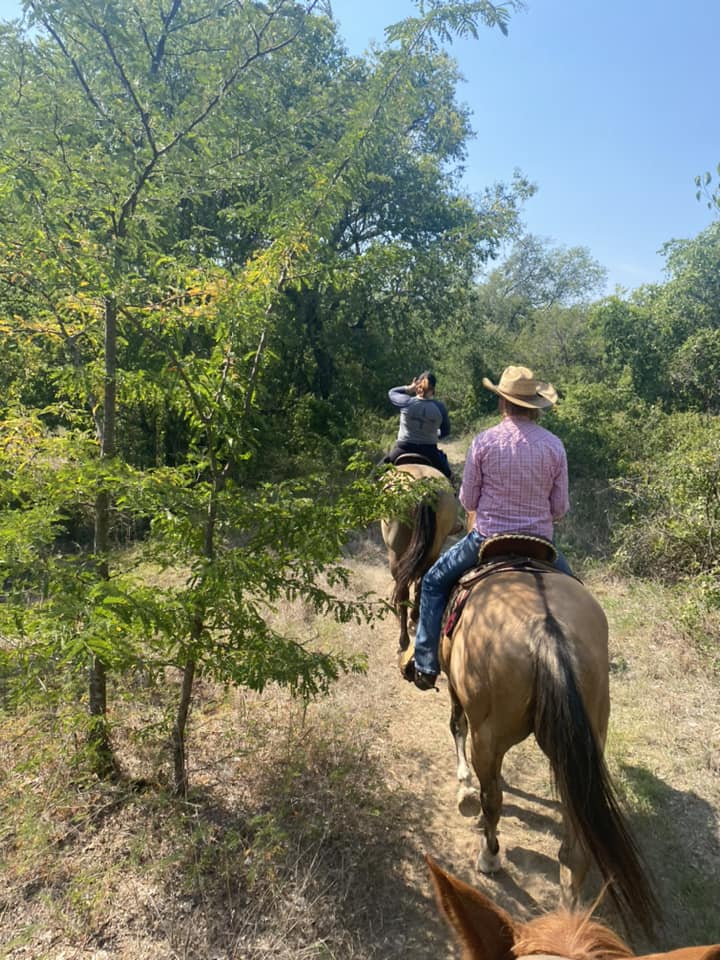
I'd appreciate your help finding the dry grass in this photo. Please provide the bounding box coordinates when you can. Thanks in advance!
[0,530,719,958]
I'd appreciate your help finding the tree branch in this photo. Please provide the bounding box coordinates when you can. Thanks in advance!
[116,1,322,237]
[29,2,110,123]
[98,25,158,158]
[116,302,212,428]
[150,0,182,77]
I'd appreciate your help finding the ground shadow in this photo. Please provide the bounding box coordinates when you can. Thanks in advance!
[504,780,561,811]
[427,772,566,927]
[426,759,720,954]
[619,763,720,948]
[502,798,560,834]
[147,719,456,959]
[133,737,718,957]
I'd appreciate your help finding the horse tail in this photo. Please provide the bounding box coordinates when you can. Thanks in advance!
[391,501,437,605]
[532,614,660,937]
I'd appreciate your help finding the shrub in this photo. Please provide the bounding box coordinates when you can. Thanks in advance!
[677,571,720,673]
[546,377,651,557]
[612,412,720,580]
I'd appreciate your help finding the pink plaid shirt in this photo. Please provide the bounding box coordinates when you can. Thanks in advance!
[459,417,569,539]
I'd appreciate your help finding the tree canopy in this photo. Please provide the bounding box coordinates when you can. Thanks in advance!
[0,0,536,787]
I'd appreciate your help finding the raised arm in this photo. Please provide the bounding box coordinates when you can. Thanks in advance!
[388,383,416,409]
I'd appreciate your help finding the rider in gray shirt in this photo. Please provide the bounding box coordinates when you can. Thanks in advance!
[382,371,452,479]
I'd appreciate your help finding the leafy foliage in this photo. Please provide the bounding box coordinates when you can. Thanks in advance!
[0,0,537,785]
[612,412,720,581]
[2,0,719,771]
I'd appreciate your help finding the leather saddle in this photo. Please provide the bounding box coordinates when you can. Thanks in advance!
[393,452,437,469]
[443,533,561,639]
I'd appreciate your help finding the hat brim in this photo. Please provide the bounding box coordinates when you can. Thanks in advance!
[482,377,557,409]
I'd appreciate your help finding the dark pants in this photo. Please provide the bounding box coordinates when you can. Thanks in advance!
[382,442,453,480]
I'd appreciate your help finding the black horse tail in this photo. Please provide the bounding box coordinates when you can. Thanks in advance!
[391,501,437,606]
[532,614,660,938]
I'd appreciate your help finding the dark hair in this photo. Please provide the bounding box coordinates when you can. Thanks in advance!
[416,370,437,389]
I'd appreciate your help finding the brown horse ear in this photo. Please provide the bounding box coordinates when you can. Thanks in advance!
[426,855,517,960]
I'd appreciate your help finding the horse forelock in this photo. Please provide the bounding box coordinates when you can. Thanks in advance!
[513,910,634,960]
[514,913,633,960]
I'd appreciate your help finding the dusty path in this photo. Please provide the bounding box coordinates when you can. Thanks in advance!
[340,503,720,957]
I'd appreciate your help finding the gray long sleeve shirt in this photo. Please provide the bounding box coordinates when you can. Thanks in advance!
[388,386,450,445]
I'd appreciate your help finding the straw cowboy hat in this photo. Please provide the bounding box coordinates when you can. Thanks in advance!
[482,365,558,409]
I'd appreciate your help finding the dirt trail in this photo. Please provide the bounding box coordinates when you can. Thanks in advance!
[342,480,720,956]
[347,543,587,952]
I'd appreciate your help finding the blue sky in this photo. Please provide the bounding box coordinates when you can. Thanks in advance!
[2,0,718,293]
[331,0,720,292]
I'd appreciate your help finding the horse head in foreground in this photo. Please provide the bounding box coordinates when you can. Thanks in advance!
[439,536,659,934]
[427,855,720,960]
[380,459,459,651]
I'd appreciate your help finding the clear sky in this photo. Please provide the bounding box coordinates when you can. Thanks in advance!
[2,0,718,293]
[331,0,720,293]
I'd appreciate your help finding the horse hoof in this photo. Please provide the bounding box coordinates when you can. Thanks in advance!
[457,787,481,818]
[476,849,501,874]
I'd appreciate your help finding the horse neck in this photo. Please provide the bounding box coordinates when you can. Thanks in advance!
[514,910,635,960]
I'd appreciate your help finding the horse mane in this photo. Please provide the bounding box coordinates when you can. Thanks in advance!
[514,909,635,960]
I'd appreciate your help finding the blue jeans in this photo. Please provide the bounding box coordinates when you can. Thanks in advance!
[413,531,573,675]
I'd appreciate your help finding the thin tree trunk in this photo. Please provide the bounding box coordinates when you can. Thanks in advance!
[88,295,118,778]
[172,481,218,795]
[172,655,196,795]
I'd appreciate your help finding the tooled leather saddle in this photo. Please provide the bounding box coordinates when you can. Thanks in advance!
[442,533,567,639]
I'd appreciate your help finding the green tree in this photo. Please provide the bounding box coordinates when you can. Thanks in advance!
[613,412,720,580]
[0,0,367,784]
[695,163,720,211]
[431,235,605,425]
[248,49,533,472]
[652,222,720,345]
[491,234,607,312]
[0,0,530,788]
[587,297,668,405]
[668,328,720,413]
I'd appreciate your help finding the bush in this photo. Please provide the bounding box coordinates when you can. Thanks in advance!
[612,412,720,579]
[677,571,720,673]
[546,377,652,557]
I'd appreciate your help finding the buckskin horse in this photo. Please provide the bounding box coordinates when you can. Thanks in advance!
[439,534,659,936]
[427,855,719,960]
[380,459,459,651]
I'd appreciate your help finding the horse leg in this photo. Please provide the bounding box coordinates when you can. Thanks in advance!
[558,820,590,909]
[395,581,411,652]
[449,686,481,817]
[471,733,503,874]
